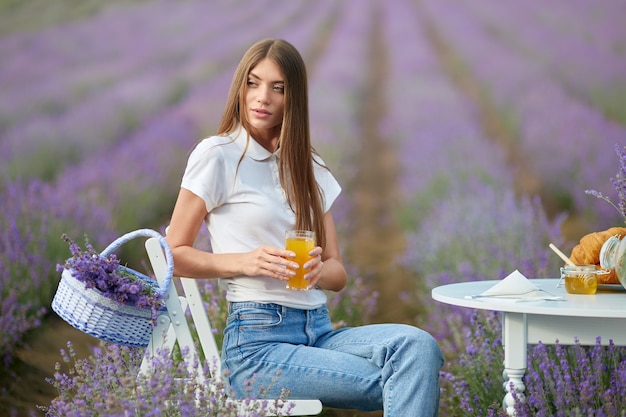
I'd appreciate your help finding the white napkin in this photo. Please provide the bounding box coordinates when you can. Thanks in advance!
[468,270,550,302]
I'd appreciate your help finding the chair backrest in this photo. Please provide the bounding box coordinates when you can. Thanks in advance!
[142,237,202,380]
[144,237,223,376]
[178,277,222,374]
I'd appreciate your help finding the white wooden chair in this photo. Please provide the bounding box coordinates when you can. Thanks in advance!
[139,237,323,416]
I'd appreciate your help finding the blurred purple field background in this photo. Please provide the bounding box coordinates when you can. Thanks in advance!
[2,0,625,415]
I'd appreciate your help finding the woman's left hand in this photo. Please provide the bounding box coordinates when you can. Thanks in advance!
[303,246,324,289]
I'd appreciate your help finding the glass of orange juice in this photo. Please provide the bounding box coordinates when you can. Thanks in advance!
[285,230,315,290]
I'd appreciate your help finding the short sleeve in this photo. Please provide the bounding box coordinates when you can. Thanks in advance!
[181,139,228,212]
[313,156,341,212]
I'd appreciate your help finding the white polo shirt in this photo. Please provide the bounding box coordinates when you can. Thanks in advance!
[181,126,341,309]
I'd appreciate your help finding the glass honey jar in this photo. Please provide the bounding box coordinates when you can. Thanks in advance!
[599,235,626,288]
[559,264,598,294]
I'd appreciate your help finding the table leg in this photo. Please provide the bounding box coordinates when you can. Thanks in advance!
[502,312,527,415]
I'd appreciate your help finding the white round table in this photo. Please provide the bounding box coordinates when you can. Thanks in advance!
[432,278,626,415]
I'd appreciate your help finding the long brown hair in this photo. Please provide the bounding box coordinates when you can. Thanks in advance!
[216,39,326,247]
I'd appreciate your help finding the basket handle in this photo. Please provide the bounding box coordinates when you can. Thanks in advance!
[100,229,173,298]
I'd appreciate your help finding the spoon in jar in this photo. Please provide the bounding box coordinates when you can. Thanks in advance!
[549,243,576,266]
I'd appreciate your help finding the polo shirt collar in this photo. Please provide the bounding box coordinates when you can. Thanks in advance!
[232,125,280,161]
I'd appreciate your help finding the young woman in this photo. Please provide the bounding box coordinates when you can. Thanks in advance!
[166,38,443,416]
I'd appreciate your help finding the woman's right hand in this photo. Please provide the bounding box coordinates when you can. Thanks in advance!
[241,245,299,282]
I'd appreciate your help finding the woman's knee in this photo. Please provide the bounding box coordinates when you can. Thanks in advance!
[395,324,444,366]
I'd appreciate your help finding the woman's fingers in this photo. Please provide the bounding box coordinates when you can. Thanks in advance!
[245,246,298,280]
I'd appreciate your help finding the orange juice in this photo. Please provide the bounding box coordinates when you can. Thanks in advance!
[285,230,315,290]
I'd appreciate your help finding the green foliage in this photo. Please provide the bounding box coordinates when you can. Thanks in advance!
[589,83,626,125]
[0,0,151,36]
[4,142,81,181]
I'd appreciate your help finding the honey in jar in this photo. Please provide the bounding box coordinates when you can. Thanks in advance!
[560,265,598,294]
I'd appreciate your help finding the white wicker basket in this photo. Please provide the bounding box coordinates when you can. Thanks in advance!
[51,229,173,347]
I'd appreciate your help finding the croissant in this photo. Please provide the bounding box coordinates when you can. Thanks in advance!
[570,227,626,284]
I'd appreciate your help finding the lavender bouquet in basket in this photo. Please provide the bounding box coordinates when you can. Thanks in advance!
[52,229,172,347]
[57,234,162,317]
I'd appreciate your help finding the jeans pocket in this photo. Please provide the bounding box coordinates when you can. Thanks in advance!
[225,305,285,353]
[236,306,283,328]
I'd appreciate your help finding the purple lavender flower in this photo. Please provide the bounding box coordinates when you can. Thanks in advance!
[58,234,162,321]
[585,144,626,223]
[44,341,295,416]
[514,338,626,415]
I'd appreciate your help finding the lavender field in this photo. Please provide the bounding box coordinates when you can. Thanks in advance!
[2,0,626,415]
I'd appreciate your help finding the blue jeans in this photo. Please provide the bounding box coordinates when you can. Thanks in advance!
[222,302,443,416]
